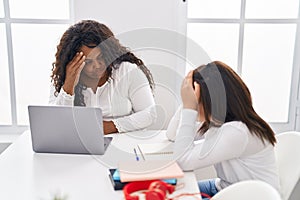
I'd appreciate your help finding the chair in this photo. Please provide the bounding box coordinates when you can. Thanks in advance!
[274,131,300,200]
[147,65,182,130]
[211,180,281,200]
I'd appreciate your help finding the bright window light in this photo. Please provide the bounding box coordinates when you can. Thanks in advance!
[187,23,239,71]
[0,1,4,18]
[0,24,12,125]
[9,0,69,19]
[188,0,241,18]
[246,0,299,19]
[242,24,296,122]
[11,24,69,125]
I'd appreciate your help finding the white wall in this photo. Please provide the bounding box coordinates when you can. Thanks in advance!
[74,0,185,34]
[74,0,187,129]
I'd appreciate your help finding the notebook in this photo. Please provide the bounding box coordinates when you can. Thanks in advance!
[28,105,112,155]
[118,160,183,182]
[137,141,174,160]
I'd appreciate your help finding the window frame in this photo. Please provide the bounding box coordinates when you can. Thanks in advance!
[1,0,300,134]
[0,0,74,134]
[186,0,300,133]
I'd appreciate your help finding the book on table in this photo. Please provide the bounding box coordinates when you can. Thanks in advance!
[117,160,183,182]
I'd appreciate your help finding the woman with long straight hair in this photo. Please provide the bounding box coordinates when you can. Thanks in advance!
[167,61,279,199]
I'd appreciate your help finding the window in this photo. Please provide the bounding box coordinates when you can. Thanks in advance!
[12,24,70,125]
[188,0,241,19]
[245,0,298,19]
[0,0,72,133]
[242,24,296,122]
[9,0,69,19]
[187,0,300,132]
[187,23,240,71]
[0,1,4,17]
[0,24,11,125]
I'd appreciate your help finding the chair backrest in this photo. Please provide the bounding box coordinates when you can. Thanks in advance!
[147,65,182,130]
[211,180,281,200]
[274,131,300,200]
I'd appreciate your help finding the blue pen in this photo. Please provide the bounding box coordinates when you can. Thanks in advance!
[133,148,139,161]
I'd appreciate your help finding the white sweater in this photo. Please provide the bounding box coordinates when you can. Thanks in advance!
[49,62,156,133]
[167,107,280,191]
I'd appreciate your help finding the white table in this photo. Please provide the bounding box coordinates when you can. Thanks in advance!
[0,130,201,200]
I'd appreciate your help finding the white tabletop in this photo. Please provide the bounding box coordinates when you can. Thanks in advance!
[0,130,201,200]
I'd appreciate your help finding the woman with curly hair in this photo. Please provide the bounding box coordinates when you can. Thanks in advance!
[49,20,156,134]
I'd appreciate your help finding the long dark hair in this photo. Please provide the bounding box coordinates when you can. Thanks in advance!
[51,20,154,106]
[193,61,276,145]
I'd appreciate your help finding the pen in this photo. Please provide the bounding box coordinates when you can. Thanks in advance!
[133,148,139,161]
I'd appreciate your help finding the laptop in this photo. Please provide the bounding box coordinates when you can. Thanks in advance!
[28,105,112,155]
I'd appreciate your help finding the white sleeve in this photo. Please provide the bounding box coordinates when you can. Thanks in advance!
[112,67,156,132]
[166,105,204,142]
[166,105,182,141]
[48,84,74,106]
[174,109,248,171]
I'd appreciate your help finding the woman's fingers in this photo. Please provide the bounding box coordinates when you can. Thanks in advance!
[66,53,85,76]
[181,71,199,110]
[185,70,194,86]
[69,52,84,68]
[74,55,85,73]
[63,52,86,95]
[74,61,85,86]
[181,71,193,89]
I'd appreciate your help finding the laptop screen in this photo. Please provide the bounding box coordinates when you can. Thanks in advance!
[28,105,111,155]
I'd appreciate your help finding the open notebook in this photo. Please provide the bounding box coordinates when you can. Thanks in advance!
[137,141,174,160]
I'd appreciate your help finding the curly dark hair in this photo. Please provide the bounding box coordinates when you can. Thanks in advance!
[51,20,154,106]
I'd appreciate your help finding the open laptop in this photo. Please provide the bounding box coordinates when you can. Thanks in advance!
[28,105,112,155]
